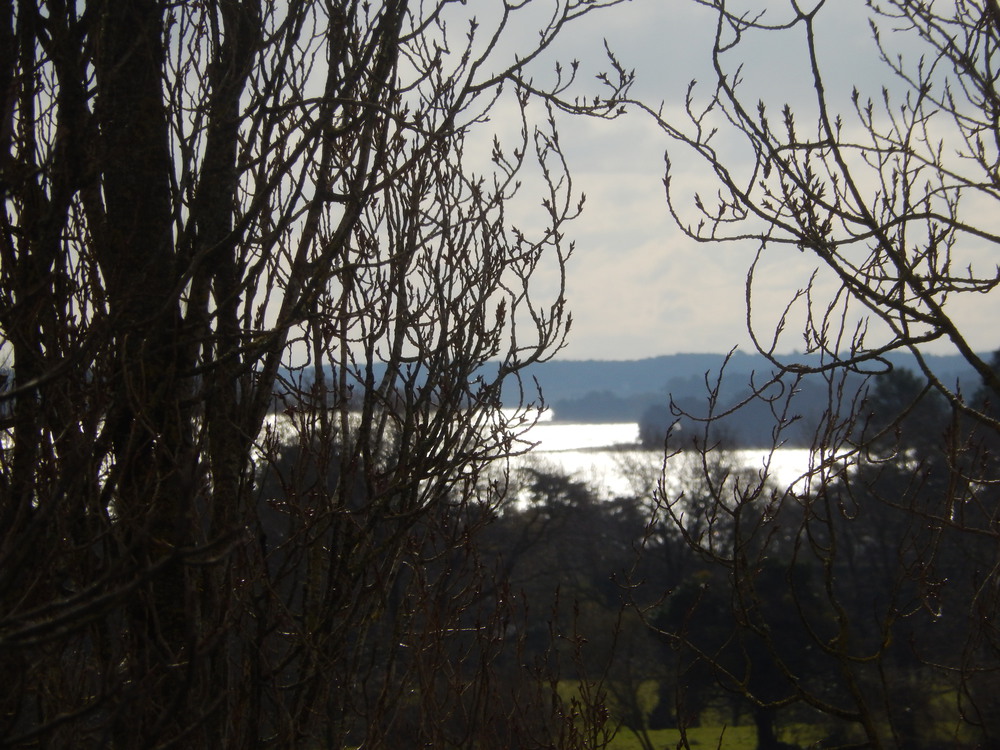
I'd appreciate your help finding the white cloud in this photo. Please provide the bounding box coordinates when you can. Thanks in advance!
[459,0,1000,360]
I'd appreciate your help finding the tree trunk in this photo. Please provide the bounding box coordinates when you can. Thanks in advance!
[94,1,192,742]
[754,705,780,750]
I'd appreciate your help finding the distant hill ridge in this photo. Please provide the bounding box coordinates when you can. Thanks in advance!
[272,351,985,443]
[502,352,985,444]
[513,350,980,402]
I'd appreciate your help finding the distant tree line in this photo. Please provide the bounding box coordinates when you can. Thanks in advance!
[471,355,1000,749]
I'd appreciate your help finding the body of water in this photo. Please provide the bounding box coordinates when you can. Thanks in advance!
[510,415,817,498]
[260,410,822,499]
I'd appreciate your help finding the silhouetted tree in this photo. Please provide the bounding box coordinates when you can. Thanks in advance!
[639,403,673,449]
[580,1,1000,745]
[0,2,633,747]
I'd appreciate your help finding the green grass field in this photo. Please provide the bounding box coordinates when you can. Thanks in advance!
[558,678,986,749]
[608,724,758,749]
[606,722,828,750]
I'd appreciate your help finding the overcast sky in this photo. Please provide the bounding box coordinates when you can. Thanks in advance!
[481,0,1000,361]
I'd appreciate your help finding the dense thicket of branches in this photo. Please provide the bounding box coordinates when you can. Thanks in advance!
[0,1,630,747]
[7,1,1000,747]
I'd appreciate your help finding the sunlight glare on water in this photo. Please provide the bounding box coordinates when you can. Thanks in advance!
[510,414,820,497]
